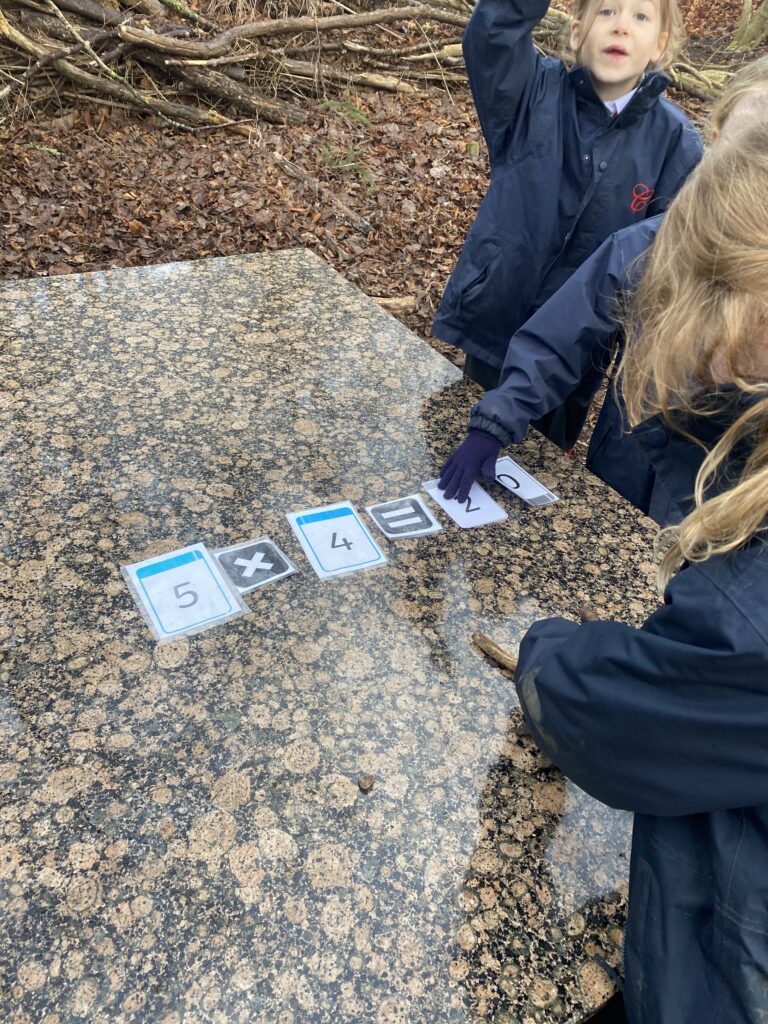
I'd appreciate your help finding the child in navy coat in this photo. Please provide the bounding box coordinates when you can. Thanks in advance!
[436,56,768,512]
[517,121,768,1023]
[432,0,702,447]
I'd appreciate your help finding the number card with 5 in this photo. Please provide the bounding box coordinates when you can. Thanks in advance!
[286,502,387,579]
[122,544,249,642]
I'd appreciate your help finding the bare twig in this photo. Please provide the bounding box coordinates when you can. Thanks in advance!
[281,56,424,94]
[7,25,116,92]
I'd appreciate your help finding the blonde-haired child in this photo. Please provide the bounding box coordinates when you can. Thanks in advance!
[710,54,768,136]
[570,0,685,72]
[438,56,768,512]
[432,0,702,450]
[620,120,768,583]
[515,119,768,1023]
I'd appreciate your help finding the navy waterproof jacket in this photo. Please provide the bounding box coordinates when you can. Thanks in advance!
[469,216,678,519]
[432,0,702,370]
[515,396,768,1022]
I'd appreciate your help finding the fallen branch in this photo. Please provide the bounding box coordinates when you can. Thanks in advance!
[403,41,461,62]
[371,295,417,313]
[118,5,468,60]
[15,0,128,26]
[281,56,424,94]
[154,55,307,122]
[118,0,165,16]
[343,35,463,57]
[6,24,116,91]
[0,8,235,127]
[272,152,373,234]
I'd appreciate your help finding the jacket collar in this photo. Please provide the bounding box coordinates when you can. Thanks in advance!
[569,67,671,127]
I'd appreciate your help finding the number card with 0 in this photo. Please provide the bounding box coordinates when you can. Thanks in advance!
[494,456,558,506]
[286,502,387,579]
[122,544,249,642]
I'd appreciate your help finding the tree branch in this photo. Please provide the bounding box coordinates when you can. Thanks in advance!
[118,5,468,59]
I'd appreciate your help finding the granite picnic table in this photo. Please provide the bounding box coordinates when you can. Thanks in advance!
[0,250,659,1024]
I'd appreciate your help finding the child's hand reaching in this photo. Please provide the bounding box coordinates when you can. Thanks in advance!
[438,430,501,503]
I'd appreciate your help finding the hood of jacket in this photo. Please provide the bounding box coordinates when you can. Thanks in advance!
[631,388,767,519]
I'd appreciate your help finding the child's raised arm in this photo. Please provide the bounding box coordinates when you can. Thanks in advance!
[463,0,551,163]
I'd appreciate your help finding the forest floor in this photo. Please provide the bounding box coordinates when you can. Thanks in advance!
[0,0,758,411]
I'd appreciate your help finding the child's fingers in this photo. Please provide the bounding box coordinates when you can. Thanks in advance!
[454,473,474,503]
[438,459,460,498]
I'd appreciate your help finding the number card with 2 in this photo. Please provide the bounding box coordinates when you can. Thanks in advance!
[287,502,387,579]
[422,479,508,529]
[122,543,249,642]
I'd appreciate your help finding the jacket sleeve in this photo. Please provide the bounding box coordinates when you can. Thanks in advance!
[646,119,703,216]
[514,563,768,817]
[463,0,551,163]
[469,218,659,445]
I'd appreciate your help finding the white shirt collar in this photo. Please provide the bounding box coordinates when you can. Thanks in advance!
[604,87,637,118]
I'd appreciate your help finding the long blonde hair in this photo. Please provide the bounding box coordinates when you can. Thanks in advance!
[572,0,685,70]
[619,120,768,588]
[710,55,768,136]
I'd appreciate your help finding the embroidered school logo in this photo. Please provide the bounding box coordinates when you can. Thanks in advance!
[631,183,655,213]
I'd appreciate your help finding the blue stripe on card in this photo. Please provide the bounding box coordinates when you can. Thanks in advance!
[296,507,354,527]
[136,549,202,580]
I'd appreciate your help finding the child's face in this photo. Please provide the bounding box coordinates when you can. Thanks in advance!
[571,0,669,102]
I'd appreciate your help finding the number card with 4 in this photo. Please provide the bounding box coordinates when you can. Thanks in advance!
[122,543,249,642]
[287,502,387,579]
[422,479,508,529]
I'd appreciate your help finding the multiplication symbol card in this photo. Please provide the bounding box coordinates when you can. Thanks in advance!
[366,494,442,540]
[494,456,559,507]
[214,537,298,594]
[422,479,508,529]
[286,502,387,579]
[122,544,249,642]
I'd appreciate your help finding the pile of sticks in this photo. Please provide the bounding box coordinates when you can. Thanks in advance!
[0,0,732,131]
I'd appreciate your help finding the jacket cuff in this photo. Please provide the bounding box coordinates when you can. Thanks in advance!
[469,413,514,447]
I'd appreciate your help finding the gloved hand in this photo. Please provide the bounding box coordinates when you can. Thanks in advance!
[438,430,501,503]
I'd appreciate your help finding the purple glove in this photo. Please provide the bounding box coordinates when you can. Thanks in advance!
[438,430,501,503]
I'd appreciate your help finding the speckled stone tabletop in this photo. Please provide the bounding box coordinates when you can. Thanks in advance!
[0,250,659,1024]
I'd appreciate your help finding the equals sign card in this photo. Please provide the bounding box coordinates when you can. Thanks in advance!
[366,494,442,539]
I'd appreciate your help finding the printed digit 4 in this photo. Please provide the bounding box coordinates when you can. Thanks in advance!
[331,532,353,551]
